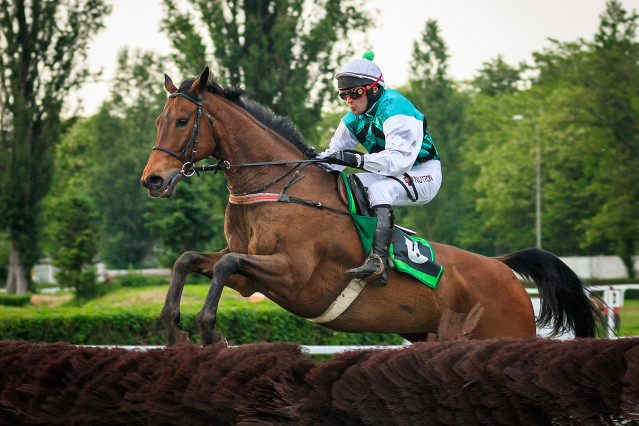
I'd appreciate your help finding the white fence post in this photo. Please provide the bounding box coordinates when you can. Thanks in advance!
[603,289,622,339]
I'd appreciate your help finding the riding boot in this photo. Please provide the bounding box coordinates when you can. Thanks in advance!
[346,205,394,287]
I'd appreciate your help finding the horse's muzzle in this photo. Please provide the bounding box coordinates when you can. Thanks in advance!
[141,170,182,198]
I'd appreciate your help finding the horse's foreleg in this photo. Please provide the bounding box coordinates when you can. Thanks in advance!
[161,248,229,346]
[197,252,294,345]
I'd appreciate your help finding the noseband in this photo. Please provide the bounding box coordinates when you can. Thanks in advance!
[152,92,220,177]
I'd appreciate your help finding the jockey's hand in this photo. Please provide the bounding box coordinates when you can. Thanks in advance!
[305,147,318,158]
[322,151,362,168]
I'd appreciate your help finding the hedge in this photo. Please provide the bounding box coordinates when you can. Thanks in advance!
[0,293,32,307]
[0,305,404,347]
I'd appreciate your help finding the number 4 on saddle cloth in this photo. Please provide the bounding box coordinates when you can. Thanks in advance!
[336,171,444,289]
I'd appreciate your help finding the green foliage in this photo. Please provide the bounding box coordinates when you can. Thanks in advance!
[52,49,168,268]
[0,0,111,293]
[400,19,470,247]
[144,177,228,267]
[0,293,31,307]
[472,55,524,97]
[112,274,171,288]
[455,0,639,263]
[0,303,403,346]
[45,191,100,299]
[161,0,370,139]
[527,0,639,270]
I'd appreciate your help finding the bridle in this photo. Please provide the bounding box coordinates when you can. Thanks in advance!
[152,92,220,177]
[151,90,326,180]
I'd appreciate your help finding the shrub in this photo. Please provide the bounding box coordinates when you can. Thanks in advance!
[0,293,31,307]
[113,274,170,288]
[0,305,404,346]
[45,192,99,299]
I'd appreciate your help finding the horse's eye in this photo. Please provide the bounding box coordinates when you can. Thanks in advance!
[176,118,188,127]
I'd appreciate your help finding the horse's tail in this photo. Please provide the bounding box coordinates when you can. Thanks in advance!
[498,248,603,338]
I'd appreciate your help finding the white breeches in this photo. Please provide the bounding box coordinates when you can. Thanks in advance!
[356,160,442,207]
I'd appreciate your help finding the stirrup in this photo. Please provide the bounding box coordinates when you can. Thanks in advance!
[368,269,387,287]
[346,254,387,287]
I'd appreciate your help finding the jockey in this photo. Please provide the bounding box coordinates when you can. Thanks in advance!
[318,52,442,287]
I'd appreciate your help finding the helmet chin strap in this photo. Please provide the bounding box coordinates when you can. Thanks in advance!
[365,85,384,112]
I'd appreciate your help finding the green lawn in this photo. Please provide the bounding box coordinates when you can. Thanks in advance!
[0,285,273,319]
[618,299,639,337]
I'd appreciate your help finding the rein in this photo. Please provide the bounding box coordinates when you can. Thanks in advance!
[152,91,327,179]
[153,90,417,207]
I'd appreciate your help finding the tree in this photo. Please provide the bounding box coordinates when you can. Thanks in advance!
[0,0,111,294]
[531,0,639,275]
[582,0,639,276]
[45,191,99,299]
[144,177,227,267]
[399,20,470,246]
[459,89,544,254]
[51,49,168,268]
[459,0,639,267]
[472,55,524,97]
[160,0,369,141]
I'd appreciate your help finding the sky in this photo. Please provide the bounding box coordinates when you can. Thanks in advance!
[71,0,639,115]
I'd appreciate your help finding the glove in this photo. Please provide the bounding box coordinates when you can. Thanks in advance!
[305,147,318,158]
[322,151,362,168]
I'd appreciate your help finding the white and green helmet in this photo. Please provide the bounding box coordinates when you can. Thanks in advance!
[335,51,385,90]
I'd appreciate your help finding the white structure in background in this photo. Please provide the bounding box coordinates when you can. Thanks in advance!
[31,259,170,284]
[560,256,637,280]
[32,261,108,283]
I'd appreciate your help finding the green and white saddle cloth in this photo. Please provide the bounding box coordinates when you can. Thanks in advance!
[389,228,443,289]
[337,171,444,289]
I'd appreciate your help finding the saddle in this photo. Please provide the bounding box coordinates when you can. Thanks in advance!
[343,174,416,236]
[346,174,372,217]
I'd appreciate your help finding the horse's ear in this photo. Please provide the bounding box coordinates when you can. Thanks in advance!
[191,67,210,96]
[164,74,178,94]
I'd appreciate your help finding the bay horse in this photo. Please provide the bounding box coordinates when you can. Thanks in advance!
[141,67,601,345]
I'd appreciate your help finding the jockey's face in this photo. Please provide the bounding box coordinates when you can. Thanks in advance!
[344,85,378,115]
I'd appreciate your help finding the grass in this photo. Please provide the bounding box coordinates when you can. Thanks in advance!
[0,285,274,319]
[618,299,639,337]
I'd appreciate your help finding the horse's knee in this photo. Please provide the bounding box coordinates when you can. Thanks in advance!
[214,253,243,279]
[173,251,201,275]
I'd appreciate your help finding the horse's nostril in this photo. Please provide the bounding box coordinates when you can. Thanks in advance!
[146,175,165,190]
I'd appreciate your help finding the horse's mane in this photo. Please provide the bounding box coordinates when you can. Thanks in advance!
[178,77,310,155]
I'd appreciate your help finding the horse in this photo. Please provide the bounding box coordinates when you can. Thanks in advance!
[141,67,602,346]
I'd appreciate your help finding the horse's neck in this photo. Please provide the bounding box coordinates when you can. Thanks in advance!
[209,97,303,195]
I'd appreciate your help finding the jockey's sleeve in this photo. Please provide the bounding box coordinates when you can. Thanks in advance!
[361,114,423,176]
[316,120,360,171]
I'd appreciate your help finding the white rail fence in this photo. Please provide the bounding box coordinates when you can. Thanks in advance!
[528,284,639,339]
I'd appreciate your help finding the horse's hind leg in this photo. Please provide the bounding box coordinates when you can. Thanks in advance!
[161,248,228,346]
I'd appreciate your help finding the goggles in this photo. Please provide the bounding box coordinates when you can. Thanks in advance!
[338,73,383,101]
